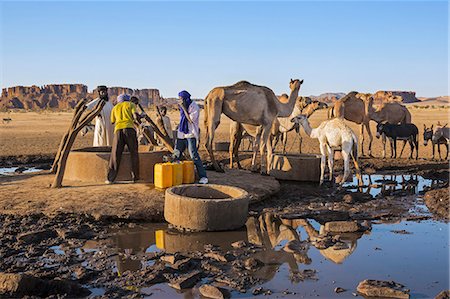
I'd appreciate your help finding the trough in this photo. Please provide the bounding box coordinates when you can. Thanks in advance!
[164,184,249,231]
[270,153,321,182]
[214,142,231,151]
[64,147,169,183]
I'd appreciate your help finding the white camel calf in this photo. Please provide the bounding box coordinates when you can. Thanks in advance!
[291,115,362,185]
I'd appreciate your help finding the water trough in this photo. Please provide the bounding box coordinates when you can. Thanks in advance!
[64,147,169,183]
[270,153,321,182]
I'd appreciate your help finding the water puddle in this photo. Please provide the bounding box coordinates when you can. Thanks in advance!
[0,166,43,175]
[98,215,449,298]
[342,174,443,197]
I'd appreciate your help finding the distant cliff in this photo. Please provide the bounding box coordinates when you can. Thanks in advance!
[0,84,160,110]
[309,92,346,103]
[309,91,420,105]
[372,91,419,105]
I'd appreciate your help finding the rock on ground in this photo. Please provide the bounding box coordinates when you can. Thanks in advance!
[424,188,449,220]
[199,284,231,299]
[324,221,361,233]
[357,279,410,299]
[0,273,90,297]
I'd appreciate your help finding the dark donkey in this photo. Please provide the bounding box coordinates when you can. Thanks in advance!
[376,123,419,159]
[423,124,449,160]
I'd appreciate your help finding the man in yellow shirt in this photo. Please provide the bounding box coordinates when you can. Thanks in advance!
[106,93,140,184]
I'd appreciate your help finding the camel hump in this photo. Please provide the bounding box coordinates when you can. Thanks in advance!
[336,91,358,104]
[232,81,254,88]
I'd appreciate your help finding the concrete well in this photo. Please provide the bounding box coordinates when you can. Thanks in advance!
[64,147,169,183]
[164,184,249,231]
[270,153,321,182]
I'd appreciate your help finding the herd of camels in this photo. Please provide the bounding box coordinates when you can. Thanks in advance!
[203,78,411,177]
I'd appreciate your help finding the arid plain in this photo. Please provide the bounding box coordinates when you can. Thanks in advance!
[1,106,448,159]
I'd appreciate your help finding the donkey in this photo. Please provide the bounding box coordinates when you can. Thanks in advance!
[431,124,449,160]
[423,124,449,160]
[376,123,418,159]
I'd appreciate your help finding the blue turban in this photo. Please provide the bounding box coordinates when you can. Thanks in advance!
[117,93,131,104]
[178,90,192,134]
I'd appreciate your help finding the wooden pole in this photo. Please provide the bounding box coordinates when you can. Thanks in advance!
[51,100,87,173]
[137,103,175,153]
[52,100,106,188]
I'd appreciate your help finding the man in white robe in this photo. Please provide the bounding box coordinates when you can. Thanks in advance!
[85,85,114,146]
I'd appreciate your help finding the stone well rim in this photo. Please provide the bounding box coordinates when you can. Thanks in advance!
[166,184,249,203]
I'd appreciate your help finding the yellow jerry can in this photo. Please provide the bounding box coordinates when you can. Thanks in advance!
[155,230,165,250]
[182,160,195,184]
[171,162,183,186]
[154,163,173,189]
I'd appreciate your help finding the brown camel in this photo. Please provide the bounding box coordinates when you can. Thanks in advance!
[328,91,374,156]
[204,79,303,174]
[370,101,411,124]
[229,97,327,170]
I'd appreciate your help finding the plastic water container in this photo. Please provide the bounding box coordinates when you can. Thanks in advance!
[154,163,173,189]
[182,160,195,184]
[155,230,165,250]
[172,162,183,186]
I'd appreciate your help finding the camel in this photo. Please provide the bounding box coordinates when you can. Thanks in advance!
[328,93,412,157]
[328,91,374,157]
[370,101,411,124]
[273,98,328,154]
[229,97,327,170]
[204,79,303,174]
[291,115,362,185]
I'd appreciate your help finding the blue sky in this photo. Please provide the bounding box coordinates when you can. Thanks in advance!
[0,1,448,98]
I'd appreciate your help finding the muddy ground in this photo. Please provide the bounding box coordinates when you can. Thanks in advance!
[0,154,448,298]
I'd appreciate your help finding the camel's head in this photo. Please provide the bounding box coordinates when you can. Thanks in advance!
[289,79,304,91]
[290,114,308,125]
[307,100,328,113]
[296,96,312,110]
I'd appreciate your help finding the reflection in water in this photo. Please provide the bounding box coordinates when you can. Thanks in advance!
[343,174,441,197]
[90,210,448,298]
[109,213,365,286]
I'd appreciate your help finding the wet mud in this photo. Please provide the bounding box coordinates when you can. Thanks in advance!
[0,157,448,298]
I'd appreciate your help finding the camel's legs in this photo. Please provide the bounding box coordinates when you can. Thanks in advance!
[282,132,288,154]
[229,122,242,169]
[266,132,274,174]
[251,132,261,172]
[204,100,223,172]
[365,121,373,157]
[341,150,351,184]
[259,124,272,175]
[352,154,363,186]
[319,142,327,185]
[326,145,334,183]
